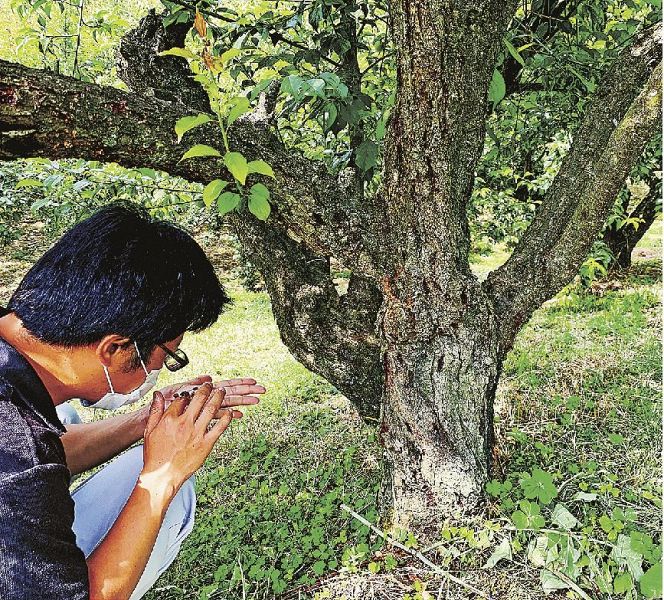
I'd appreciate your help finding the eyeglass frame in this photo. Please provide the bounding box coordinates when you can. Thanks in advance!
[157,343,189,372]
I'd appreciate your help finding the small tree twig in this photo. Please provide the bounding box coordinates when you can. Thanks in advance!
[340,504,491,599]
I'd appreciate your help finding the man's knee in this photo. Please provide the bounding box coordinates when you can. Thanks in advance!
[171,474,196,544]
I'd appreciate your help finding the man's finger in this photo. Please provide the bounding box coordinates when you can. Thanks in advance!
[220,395,260,407]
[145,391,165,436]
[195,388,226,434]
[213,378,256,388]
[186,381,216,421]
[217,384,266,396]
[213,408,244,419]
[203,408,234,445]
[164,395,190,417]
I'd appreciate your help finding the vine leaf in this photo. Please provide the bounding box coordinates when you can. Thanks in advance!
[180,144,221,161]
[248,183,271,220]
[202,179,229,207]
[224,151,249,184]
[227,97,251,126]
[217,191,241,215]
[175,114,212,143]
[247,160,275,178]
[355,140,378,172]
[488,69,506,108]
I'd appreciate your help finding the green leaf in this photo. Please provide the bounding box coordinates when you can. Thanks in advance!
[531,515,545,530]
[247,160,275,178]
[384,554,398,571]
[312,560,326,576]
[367,561,380,574]
[568,66,596,93]
[202,179,229,208]
[224,152,249,185]
[249,77,275,101]
[220,48,242,64]
[175,114,212,143]
[216,191,241,216]
[488,69,506,108]
[599,515,614,533]
[551,503,579,530]
[503,37,525,66]
[483,537,512,568]
[640,562,662,599]
[540,570,569,593]
[511,510,528,529]
[486,479,503,497]
[280,75,304,97]
[158,47,198,60]
[180,144,221,161]
[304,78,326,98]
[323,103,338,131]
[15,178,43,188]
[31,197,50,211]
[528,536,549,567]
[521,468,557,505]
[137,168,157,179]
[248,187,271,221]
[227,96,251,126]
[611,534,644,581]
[614,572,633,594]
[572,491,598,502]
[375,117,387,141]
[249,183,269,202]
[355,140,379,172]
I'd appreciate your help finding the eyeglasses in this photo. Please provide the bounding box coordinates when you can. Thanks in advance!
[157,343,189,372]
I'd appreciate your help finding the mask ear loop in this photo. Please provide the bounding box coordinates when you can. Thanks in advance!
[133,341,150,376]
[103,365,115,394]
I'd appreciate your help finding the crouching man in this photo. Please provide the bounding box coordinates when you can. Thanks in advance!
[0,204,264,599]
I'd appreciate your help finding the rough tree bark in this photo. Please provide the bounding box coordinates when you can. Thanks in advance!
[0,6,660,536]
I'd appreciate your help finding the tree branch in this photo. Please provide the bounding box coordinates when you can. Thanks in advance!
[228,214,383,419]
[483,23,662,356]
[0,58,378,277]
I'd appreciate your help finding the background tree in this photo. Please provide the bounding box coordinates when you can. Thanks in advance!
[0,0,661,537]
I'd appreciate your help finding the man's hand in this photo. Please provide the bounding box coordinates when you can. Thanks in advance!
[142,383,233,491]
[158,375,265,419]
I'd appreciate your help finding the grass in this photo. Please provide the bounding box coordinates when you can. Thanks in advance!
[0,218,660,599]
[138,284,384,599]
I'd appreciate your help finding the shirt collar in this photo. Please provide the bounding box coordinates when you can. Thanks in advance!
[0,307,66,435]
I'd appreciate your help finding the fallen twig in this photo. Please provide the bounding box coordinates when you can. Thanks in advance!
[340,504,491,599]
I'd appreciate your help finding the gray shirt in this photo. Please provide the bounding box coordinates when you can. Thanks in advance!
[0,322,89,599]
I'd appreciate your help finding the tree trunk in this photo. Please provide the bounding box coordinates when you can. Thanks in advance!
[604,184,661,269]
[371,0,516,535]
[378,276,502,535]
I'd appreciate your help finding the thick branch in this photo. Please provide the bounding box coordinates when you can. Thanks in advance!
[227,213,383,419]
[0,59,377,277]
[375,0,518,273]
[483,24,662,355]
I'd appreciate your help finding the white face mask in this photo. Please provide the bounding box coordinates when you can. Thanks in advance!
[82,341,161,410]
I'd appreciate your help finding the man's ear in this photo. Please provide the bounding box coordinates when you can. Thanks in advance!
[95,335,132,367]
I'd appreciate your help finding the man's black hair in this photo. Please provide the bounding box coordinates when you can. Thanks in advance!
[8,203,231,367]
